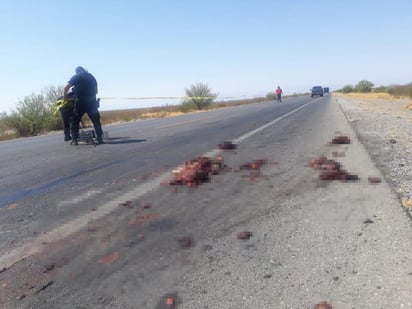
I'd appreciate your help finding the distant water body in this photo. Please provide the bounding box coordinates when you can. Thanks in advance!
[98,95,253,111]
[99,98,183,111]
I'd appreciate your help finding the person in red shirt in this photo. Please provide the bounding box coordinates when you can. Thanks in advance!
[275,86,283,102]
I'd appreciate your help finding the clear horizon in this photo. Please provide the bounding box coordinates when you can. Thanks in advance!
[1,0,411,113]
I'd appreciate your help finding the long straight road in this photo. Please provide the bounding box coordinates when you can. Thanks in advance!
[1,96,411,308]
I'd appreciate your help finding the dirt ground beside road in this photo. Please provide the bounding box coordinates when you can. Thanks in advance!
[335,93,412,218]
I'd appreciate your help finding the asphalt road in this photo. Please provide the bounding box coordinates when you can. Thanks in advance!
[0,95,411,308]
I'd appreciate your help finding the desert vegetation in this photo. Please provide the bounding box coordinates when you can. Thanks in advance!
[4,80,410,141]
[0,83,275,141]
[336,80,412,98]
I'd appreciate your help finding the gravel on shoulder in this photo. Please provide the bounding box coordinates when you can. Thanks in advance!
[335,94,412,218]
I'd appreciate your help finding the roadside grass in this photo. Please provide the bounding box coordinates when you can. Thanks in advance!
[0,96,278,140]
[334,92,395,100]
[334,92,412,111]
[3,91,410,140]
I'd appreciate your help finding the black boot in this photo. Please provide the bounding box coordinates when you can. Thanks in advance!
[70,139,78,146]
[96,136,104,145]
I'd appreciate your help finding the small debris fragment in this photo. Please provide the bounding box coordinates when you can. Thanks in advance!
[170,156,225,187]
[368,177,382,184]
[263,274,272,279]
[43,263,55,273]
[156,293,179,309]
[211,156,225,175]
[314,301,332,309]
[0,267,7,274]
[218,141,237,150]
[35,280,54,294]
[129,213,159,225]
[389,139,397,144]
[309,156,359,182]
[98,252,120,265]
[331,135,351,144]
[363,219,374,224]
[142,203,151,209]
[118,201,132,207]
[239,159,267,170]
[342,174,359,181]
[166,296,175,306]
[16,294,27,301]
[177,236,194,249]
[402,199,412,208]
[244,171,261,182]
[331,151,345,157]
[237,231,253,240]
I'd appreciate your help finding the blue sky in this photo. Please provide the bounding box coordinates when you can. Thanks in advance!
[1,0,411,112]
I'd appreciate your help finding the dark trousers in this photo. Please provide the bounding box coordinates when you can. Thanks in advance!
[277,94,282,102]
[59,101,74,138]
[71,100,103,140]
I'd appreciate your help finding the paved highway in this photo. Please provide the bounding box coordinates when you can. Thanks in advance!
[0,96,411,308]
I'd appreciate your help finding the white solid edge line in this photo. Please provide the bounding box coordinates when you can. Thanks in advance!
[0,98,319,271]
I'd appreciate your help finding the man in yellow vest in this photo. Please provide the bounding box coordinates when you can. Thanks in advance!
[55,89,76,141]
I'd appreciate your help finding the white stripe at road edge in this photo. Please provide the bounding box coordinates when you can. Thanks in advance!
[0,98,319,271]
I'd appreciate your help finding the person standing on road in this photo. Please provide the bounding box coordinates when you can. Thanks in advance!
[63,66,104,145]
[275,86,283,103]
[56,89,77,142]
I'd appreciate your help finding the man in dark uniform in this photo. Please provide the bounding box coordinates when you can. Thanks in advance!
[63,66,103,145]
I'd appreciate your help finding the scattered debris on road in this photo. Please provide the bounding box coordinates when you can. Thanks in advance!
[177,236,194,249]
[368,176,382,184]
[43,263,55,273]
[118,200,133,207]
[35,280,54,294]
[97,252,120,265]
[402,199,412,208]
[239,159,267,170]
[237,231,253,240]
[170,156,225,187]
[363,219,374,224]
[314,301,332,309]
[129,213,159,225]
[330,135,351,144]
[15,294,26,301]
[331,151,345,157]
[389,138,397,144]
[219,141,237,150]
[308,156,359,181]
[156,292,180,309]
